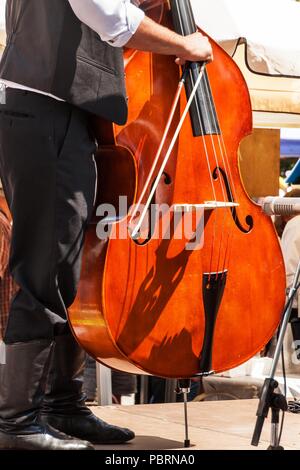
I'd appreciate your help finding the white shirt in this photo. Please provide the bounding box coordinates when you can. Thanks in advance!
[281,215,300,314]
[0,0,145,99]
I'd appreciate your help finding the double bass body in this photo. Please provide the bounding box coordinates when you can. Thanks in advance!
[69,0,286,378]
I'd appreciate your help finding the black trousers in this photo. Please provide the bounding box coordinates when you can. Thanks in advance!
[0,88,97,343]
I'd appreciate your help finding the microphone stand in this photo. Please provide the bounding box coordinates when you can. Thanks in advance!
[251,257,300,449]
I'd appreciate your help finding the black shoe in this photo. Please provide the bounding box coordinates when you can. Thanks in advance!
[0,424,94,450]
[42,413,134,445]
[0,340,94,450]
[41,334,135,444]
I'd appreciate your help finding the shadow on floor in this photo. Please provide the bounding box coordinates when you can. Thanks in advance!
[95,435,195,451]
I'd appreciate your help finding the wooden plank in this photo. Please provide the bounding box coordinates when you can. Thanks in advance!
[90,399,299,450]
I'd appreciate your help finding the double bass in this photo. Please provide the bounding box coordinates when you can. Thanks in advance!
[69,0,285,379]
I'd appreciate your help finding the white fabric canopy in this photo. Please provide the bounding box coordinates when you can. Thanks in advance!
[191,0,300,126]
[191,0,300,78]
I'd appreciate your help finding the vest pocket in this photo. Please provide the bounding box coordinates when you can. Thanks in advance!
[76,55,116,76]
[70,54,127,124]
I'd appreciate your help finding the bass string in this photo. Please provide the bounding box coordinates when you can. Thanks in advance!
[199,74,229,276]
[188,64,231,278]
[185,68,219,278]
[201,65,240,275]
[195,69,229,277]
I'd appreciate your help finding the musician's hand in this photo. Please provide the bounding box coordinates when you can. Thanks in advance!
[175,32,213,66]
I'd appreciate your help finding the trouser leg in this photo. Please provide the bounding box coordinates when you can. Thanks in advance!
[0,88,97,342]
[43,333,87,416]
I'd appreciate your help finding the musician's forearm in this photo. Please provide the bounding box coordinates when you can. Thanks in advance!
[125,16,184,55]
[125,16,213,64]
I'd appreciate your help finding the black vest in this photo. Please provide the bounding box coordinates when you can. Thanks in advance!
[0,0,128,124]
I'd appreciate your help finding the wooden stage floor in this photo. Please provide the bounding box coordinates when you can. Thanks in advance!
[91,399,300,450]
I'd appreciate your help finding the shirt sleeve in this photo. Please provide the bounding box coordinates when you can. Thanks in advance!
[68,0,145,48]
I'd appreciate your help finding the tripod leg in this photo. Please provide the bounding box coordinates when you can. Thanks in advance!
[177,379,191,448]
[267,408,284,450]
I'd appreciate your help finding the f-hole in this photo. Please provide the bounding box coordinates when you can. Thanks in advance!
[213,167,253,234]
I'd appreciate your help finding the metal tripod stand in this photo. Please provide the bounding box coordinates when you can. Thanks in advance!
[251,257,300,449]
